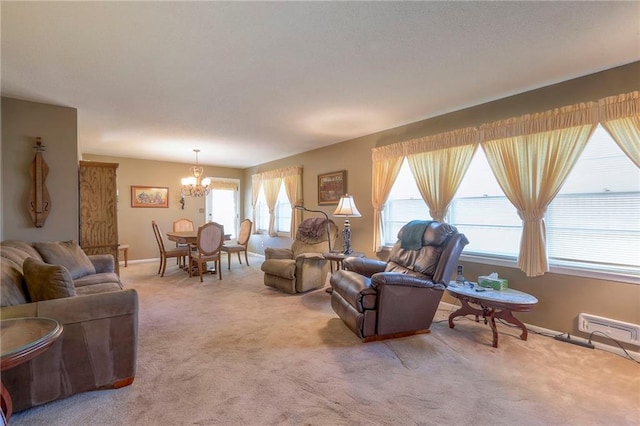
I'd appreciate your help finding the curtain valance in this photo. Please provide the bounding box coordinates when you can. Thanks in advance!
[253,166,302,181]
[598,91,640,168]
[209,180,238,191]
[372,127,480,161]
[480,102,599,141]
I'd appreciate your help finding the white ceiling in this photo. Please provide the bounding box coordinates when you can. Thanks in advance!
[2,1,639,168]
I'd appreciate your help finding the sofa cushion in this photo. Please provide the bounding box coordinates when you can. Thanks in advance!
[33,240,96,280]
[0,246,33,268]
[74,282,123,296]
[1,240,43,261]
[0,257,28,306]
[23,257,77,302]
[74,272,123,289]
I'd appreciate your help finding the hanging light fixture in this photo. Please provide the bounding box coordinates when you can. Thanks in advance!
[181,149,211,197]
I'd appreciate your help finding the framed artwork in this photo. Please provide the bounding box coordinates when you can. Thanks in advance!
[318,170,346,205]
[131,186,169,208]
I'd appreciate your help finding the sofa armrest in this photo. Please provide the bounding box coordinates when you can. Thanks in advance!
[89,254,115,274]
[0,289,138,412]
[264,247,293,260]
[1,289,138,324]
[371,272,444,290]
[343,257,387,277]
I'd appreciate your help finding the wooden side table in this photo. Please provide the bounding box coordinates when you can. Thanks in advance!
[118,244,129,267]
[447,282,538,348]
[1,317,63,422]
[323,251,365,273]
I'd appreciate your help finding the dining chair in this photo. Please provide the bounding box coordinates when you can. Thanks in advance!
[172,218,195,267]
[188,221,224,281]
[151,220,190,277]
[221,219,252,270]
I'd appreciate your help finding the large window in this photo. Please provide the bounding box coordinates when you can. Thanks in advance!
[255,182,292,235]
[383,125,640,276]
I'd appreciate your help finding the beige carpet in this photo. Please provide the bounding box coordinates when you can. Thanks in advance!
[11,257,640,425]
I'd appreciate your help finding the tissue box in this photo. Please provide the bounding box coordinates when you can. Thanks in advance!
[478,275,508,291]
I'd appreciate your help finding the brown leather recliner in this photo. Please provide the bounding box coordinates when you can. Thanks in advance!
[329,221,468,341]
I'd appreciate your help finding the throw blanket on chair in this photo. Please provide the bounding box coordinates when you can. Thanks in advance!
[298,217,329,240]
[400,220,434,250]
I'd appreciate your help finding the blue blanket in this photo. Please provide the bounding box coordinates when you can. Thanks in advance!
[400,220,434,250]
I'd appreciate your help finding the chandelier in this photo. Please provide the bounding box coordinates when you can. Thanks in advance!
[181,149,211,197]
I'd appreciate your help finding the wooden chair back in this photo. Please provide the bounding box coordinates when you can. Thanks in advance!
[173,218,194,232]
[237,219,252,246]
[151,220,166,254]
[197,222,224,256]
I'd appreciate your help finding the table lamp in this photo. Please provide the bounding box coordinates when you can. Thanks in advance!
[332,194,361,255]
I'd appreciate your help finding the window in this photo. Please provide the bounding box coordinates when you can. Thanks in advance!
[256,187,269,232]
[383,125,640,276]
[383,159,430,244]
[255,182,292,235]
[545,126,640,273]
[275,183,292,234]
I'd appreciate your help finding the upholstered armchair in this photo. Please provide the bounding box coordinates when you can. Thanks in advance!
[261,218,338,294]
[330,221,468,341]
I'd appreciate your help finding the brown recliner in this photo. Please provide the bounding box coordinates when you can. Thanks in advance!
[261,218,338,294]
[329,221,468,341]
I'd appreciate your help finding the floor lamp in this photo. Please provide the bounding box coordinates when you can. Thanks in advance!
[293,205,332,252]
[332,194,362,255]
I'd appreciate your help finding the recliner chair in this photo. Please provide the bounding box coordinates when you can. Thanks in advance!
[261,218,338,294]
[329,220,468,341]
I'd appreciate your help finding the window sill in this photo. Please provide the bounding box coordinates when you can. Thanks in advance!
[460,253,639,285]
[380,246,638,284]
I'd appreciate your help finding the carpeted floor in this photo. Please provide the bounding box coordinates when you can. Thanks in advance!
[10,257,640,425]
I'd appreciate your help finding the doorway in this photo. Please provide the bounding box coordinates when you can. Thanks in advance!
[205,179,240,239]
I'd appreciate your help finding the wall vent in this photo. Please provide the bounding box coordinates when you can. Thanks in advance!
[578,313,640,345]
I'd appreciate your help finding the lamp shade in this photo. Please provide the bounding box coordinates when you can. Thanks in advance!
[332,194,362,217]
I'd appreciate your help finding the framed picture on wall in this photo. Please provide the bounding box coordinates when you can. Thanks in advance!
[318,170,346,205]
[131,186,169,208]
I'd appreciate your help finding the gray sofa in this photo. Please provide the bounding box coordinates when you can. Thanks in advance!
[0,239,138,413]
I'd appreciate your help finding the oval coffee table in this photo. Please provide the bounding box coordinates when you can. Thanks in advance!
[1,317,63,422]
[447,282,538,348]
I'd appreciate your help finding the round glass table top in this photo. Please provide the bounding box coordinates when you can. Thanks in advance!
[1,317,62,361]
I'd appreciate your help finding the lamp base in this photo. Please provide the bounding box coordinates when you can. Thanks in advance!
[342,222,353,255]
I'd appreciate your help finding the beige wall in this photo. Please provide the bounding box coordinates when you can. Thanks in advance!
[1,97,79,241]
[245,61,640,348]
[83,154,244,262]
[2,63,638,349]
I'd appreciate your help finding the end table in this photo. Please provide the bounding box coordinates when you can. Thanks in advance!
[1,317,63,422]
[323,251,365,273]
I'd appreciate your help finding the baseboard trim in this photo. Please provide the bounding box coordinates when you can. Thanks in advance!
[438,301,640,360]
[121,251,264,267]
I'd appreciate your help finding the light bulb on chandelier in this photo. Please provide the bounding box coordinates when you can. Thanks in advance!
[181,149,211,197]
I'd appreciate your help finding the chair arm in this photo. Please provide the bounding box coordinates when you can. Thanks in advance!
[296,252,325,260]
[264,247,293,260]
[330,270,378,311]
[370,272,445,290]
[89,254,115,273]
[343,257,387,278]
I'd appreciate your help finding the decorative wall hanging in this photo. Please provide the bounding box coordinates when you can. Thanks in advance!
[28,137,51,227]
[318,170,346,205]
[131,186,169,208]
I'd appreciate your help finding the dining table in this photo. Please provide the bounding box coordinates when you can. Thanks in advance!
[166,230,232,245]
[166,230,231,274]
